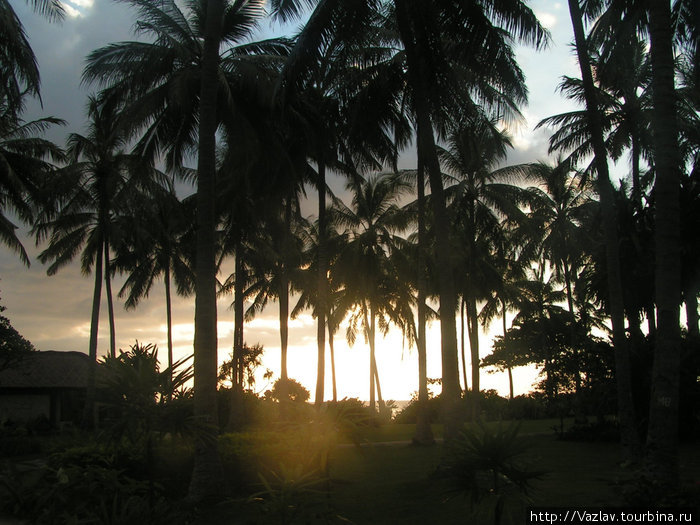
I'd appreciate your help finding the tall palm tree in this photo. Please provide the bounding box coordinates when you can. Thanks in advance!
[35,95,163,426]
[440,115,530,419]
[0,95,64,265]
[84,0,290,500]
[394,0,546,437]
[562,0,640,462]
[115,186,195,390]
[332,173,414,411]
[244,198,305,390]
[646,0,683,489]
[397,163,436,444]
[519,159,597,420]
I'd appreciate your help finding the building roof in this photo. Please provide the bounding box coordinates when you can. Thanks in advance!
[0,351,91,389]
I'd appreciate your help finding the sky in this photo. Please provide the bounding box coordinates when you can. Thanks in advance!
[2,0,586,402]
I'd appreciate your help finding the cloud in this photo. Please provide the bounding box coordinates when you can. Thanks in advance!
[535,11,557,29]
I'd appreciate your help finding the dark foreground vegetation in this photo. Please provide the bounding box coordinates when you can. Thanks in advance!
[1,353,698,525]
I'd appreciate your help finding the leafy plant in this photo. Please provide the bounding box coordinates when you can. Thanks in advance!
[249,464,329,525]
[444,422,545,525]
[0,294,35,372]
[0,450,186,524]
[98,341,195,445]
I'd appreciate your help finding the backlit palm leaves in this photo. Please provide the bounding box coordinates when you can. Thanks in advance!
[0,0,64,114]
[0,97,63,264]
[332,173,414,411]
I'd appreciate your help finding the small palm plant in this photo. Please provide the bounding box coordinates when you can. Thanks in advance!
[444,422,544,525]
[250,464,327,525]
[97,340,198,484]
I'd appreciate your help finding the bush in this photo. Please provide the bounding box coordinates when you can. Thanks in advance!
[0,424,41,457]
[504,394,549,420]
[264,378,311,403]
[394,397,441,424]
[0,445,187,524]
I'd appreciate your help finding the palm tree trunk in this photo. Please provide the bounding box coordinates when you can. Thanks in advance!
[502,300,514,401]
[646,0,682,489]
[280,196,291,387]
[460,297,468,393]
[646,304,657,337]
[228,248,245,430]
[279,279,289,382]
[315,159,327,407]
[188,0,224,502]
[396,0,461,440]
[104,243,116,358]
[365,302,376,412]
[328,320,338,402]
[567,0,640,462]
[563,261,585,422]
[373,349,385,413]
[233,248,245,390]
[83,244,103,429]
[413,158,434,445]
[278,274,290,411]
[466,294,480,419]
[632,133,643,212]
[686,288,699,339]
[165,263,173,399]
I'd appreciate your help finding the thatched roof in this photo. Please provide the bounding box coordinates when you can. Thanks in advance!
[0,351,90,389]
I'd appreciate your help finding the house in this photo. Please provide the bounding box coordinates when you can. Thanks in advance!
[0,350,91,428]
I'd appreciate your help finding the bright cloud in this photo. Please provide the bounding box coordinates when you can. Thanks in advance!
[535,11,557,29]
[63,0,94,17]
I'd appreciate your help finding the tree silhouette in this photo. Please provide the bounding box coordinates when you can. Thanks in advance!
[0,95,64,265]
[36,95,163,426]
[115,186,195,391]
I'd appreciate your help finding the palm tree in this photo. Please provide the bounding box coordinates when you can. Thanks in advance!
[397,163,436,444]
[439,115,530,419]
[519,159,597,420]
[645,0,684,490]
[292,217,348,403]
[115,185,195,391]
[536,34,653,212]
[244,198,305,391]
[0,0,64,114]
[394,0,546,438]
[35,95,163,427]
[479,231,528,401]
[559,0,641,462]
[332,173,414,412]
[83,0,291,500]
[0,95,64,265]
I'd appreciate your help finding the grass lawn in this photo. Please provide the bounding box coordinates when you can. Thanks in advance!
[195,423,699,524]
[343,418,574,444]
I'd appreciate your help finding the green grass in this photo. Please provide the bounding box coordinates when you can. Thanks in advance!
[193,423,700,524]
[345,417,574,444]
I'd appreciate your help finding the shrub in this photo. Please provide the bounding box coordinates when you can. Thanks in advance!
[264,378,311,403]
[393,396,441,424]
[0,445,187,524]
